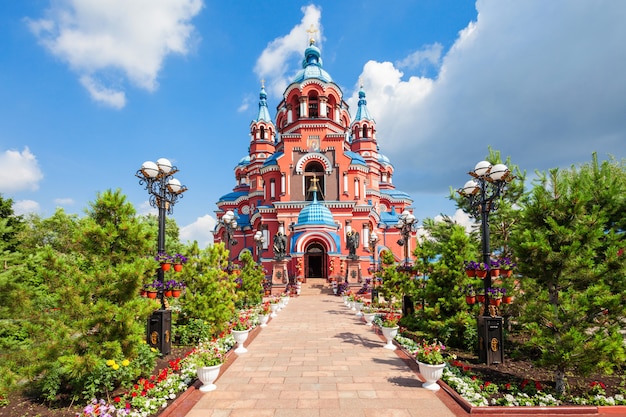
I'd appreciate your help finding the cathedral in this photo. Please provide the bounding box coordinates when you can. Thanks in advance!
[214,35,417,287]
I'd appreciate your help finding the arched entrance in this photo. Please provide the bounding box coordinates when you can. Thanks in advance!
[304,242,327,279]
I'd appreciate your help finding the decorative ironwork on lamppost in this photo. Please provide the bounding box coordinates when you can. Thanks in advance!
[458,160,513,365]
[136,158,187,354]
[221,210,238,270]
[254,230,265,265]
[396,210,417,316]
[396,210,417,267]
[369,231,379,303]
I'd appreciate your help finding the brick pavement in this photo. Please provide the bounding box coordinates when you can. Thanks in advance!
[178,295,462,417]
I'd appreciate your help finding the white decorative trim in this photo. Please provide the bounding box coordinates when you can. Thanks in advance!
[295,153,333,174]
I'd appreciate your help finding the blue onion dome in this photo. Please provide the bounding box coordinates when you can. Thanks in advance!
[296,193,336,227]
[353,85,374,122]
[293,38,333,83]
[237,155,251,167]
[256,83,272,122]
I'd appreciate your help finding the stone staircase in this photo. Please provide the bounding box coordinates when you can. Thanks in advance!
[299,278,334,296]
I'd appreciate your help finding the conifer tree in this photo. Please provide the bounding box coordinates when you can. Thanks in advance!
[512,155,626,395]
[235,250,264,308]
[179,242,237,338]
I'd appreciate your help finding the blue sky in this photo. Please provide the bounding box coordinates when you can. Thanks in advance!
[1,1,625,248]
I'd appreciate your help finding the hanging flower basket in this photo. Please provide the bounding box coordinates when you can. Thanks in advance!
[477,294,485,303]
[490,298,502,306]
[490,268,500,277]
[465,296,476,305]
[161,263,171,272]
[172,289,182,298]
[164,289,173,297]
[466,269,476,277]
[501,269,512,278]
[476,269,487,278]
[147,291,157,299]
[174,264,183,272]
[503,295,513,304]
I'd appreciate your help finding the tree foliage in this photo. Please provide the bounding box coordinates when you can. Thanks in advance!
[512,154,626,395]
[178,243,237,338]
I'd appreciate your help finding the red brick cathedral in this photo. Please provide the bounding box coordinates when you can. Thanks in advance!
[214,36,417,286]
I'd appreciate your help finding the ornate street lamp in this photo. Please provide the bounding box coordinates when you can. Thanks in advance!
[396,209,417,316]
[136,158,187,354]
[396,209,417,266]
[254,230,265,264]
[458,160,513,365]
[220,210,238,269]
[369,231,379,303]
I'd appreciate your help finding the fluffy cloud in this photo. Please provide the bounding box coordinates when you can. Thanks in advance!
[254,4,322,98]
[27,0,203,108]
[0,147,43,192]
[180,214,215,248]
[13,200,41,216]
[351,0,626,199]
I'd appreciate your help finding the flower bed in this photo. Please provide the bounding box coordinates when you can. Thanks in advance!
[393,335,626,410]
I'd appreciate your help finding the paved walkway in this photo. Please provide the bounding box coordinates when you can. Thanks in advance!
[174,295,463,417]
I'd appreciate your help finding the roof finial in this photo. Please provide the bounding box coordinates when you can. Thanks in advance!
[261,79,265,89]
[306,24,318,45]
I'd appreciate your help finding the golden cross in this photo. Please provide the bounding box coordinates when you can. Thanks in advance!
[306,24,318,43]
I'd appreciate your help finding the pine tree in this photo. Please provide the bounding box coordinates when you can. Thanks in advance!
[512,155,626,395]
[179,242,237,338]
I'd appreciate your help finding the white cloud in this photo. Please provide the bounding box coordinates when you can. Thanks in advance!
[0,147,44,192]
[80,75,126,108]
[254,4,322,98]
[396,42,443,73]
[13,200,41,216]
[348,0,626,207]
[27,0,203,108]
[54,198,75,206]
[180,214,215,248]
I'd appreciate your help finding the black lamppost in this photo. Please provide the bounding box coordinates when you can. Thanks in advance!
[254,229,265,264]
[396,209,417,316]
[221,210,238,269]
[396,210,417,267]
[458,160,512,365]
[369,231,379,303]
[136,158,187,354]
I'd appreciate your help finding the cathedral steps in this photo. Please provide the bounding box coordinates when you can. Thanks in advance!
[299,278,334,296]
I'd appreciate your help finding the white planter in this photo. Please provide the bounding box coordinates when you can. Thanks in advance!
[270,303,279,317]
[232,329,249,354]
[354,302,364,317]
[197,364,222,392]
[380,326,398,350]
[259,314,270,327]
[363,312,376,326]
[417,361,445,391]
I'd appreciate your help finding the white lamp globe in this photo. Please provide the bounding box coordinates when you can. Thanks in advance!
[167,178,181,193]
[463,180,479,195]
[474,161,492,177]
[489,164,509,181]
[223,210,234,223]
[141,161,159,178]
[157,158,173,174]
[371,232,378,241]
[231,220,238,229]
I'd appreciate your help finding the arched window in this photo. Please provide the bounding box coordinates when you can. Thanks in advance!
[362,125,368,138]
[260,126,265,140]
[305,161,325,201]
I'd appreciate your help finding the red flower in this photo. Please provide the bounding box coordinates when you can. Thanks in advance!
[505,383,511,390]
[535,381,542,391]
[114,397,121,403]
[131,392,138,397]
